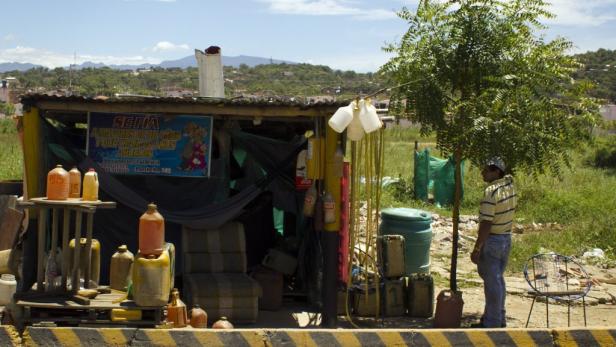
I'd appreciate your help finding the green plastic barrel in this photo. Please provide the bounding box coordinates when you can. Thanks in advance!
[380,208,432,274]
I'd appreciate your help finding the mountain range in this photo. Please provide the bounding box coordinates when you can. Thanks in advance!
[0,54,296,73]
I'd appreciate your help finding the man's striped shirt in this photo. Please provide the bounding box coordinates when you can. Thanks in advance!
[479,175,516,234]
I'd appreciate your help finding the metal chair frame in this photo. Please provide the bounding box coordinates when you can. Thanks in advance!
[523,253,592,328]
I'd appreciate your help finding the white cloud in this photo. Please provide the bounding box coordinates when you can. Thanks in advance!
[0,46,160,68]
[2,34,15,42]
[393,0,616,27]
[258,0,396,20]
[547,0,616,26]
[152,41,190,52]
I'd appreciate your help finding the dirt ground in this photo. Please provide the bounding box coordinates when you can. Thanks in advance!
[427,214,616,329]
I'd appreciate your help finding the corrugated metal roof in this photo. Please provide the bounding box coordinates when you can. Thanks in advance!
[20,93,349,109]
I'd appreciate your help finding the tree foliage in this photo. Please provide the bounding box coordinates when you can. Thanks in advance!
[381,0,599,176]
[381,0,600,293]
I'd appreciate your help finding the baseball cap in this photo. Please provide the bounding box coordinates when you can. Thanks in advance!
[486,156,506,172]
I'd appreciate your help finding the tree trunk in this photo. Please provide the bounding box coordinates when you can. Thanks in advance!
[449,149,462,292]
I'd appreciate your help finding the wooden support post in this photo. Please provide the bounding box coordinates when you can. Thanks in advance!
[48,208,59,290]
[83,210,95,289]
[37,208,47,292]
[72,211,83,293]
[50,208,59,256]
[61,208,70,290]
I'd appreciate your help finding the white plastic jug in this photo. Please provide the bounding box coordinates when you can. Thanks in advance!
[347,100,365,141]
[328,102,354,133]
[0,274,16,305]
[359,98,382,133]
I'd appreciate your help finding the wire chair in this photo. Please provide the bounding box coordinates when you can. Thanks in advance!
[523,253,592,327]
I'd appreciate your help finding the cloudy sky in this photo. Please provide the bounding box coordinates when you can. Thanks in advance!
[1,0,616,72]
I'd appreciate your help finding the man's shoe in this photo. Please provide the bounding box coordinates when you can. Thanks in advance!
[469,323,486,328]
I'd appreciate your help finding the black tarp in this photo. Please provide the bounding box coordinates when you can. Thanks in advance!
[31,115,307,285]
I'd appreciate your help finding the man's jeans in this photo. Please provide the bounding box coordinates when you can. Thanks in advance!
[477,233,511,328]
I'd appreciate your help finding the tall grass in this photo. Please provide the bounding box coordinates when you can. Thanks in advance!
[379,125,616,272]
[0,118,22,180]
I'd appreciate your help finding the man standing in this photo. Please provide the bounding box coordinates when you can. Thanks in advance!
[471,157,516,328]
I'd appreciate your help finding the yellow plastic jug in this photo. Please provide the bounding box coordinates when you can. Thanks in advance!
[69,238,100,286]
[82,168,99,201]
[111,308,142,322]
[110,245,134,291]
[132,249,171,307]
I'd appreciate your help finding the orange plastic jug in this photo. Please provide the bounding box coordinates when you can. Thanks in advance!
[68,167,81,198]
[167,288,188,328]
[82,169,99,201]
[190,305,208,328]
[46,165,69,200]
[139,203,165,256]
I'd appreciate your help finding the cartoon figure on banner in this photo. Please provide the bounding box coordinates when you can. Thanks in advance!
[180,122,208,171]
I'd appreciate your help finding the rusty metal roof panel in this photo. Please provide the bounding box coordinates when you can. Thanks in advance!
[19,93,350,108]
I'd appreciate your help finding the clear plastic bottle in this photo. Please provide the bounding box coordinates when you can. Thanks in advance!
[45,250,59,291]
[303,184,317,217]
[323,191,336,224]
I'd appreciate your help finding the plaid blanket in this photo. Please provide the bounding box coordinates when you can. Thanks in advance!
[183,252,247,274]
[182,223,246,253]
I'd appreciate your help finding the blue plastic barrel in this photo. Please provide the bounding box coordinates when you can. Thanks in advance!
[380,208,432,274]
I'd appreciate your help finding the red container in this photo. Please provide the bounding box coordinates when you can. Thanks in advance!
[139,203,165,256]
[338,162,350,284]
[433,289,464,328]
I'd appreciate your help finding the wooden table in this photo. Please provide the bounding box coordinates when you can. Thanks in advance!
[18,198,116,301]
[17,291,164,327]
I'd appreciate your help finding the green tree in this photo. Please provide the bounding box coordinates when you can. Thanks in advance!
[381,0,598,292]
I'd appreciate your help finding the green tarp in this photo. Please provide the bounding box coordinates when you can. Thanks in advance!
[413,148,464,207]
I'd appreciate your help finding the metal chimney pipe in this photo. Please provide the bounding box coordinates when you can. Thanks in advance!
[195,46,224,98]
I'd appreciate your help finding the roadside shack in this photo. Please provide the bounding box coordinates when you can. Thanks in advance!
[16,93,348,326]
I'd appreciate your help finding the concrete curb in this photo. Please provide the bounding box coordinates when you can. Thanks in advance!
[0,325,21,346]
[17,326,616,346]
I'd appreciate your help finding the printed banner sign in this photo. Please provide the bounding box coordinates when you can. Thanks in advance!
[87,113,213,177]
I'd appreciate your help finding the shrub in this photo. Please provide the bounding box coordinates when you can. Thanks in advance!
[591,137,616,169]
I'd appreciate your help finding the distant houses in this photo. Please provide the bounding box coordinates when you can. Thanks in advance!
[0,77,20,104]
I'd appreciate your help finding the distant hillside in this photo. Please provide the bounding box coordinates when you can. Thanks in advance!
[159,54,294,69]
[0,54,296,73]
[0,62,41,72]
[2,62,382,99]
[573,48,616,103]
